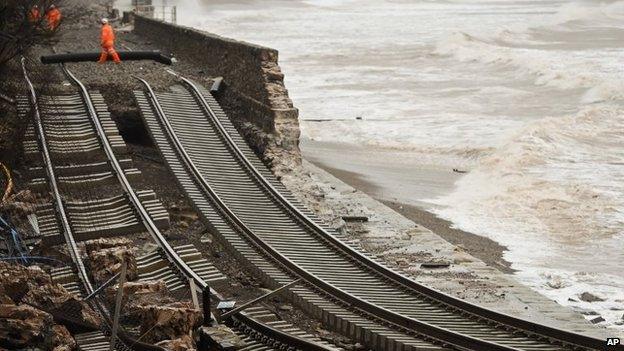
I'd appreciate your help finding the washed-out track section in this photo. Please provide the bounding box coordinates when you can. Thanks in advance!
[19,92,170,246]
[25,63,339,351]
[135,76,612,351]
[20,60,134,351]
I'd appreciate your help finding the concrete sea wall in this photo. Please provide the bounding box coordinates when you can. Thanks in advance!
[133,16,301,164]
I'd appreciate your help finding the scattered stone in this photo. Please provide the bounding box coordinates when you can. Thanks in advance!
[579,292,605,303]
[22,283,100,327]
[117,280,168,296]
[580,310,599,316]
[0,304,75,350]
[88,245,138,283]
[0,262,51,302]
[588,316,605,324]
[49,324,77,351]
[200,232,214,244]
[132,302,202,343]
[156,335,196,351]
[546,277,566,289]
[278,304,293,311]
[84,237,133,252]
[0,304,53,348]
[198,324,245,350]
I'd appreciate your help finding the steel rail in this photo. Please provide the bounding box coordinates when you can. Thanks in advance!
[21,58,94,294]
[178,77,612,351]
[60,65,333,351]
[21,58,153,351]
[136,77,527,351]
[135,76,335,351]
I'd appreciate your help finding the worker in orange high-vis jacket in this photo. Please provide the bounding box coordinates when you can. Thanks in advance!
[45,5,61,31]
[98,18,121,64]
[29,5,41,23]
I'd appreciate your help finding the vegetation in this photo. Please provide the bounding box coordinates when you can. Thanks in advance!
[0,0,63,67]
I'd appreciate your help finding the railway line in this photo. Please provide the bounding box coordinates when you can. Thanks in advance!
[19,59,336,351]
[134,75,613,351]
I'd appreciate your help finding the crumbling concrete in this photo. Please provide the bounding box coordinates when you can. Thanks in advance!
[133,16,301,164]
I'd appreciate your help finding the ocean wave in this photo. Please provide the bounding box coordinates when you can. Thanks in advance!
[430,105,624,326]
[435,31,600,89]
[550,1,624,26]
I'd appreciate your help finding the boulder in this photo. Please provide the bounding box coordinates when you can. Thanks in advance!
[88,245,138,282]
[84,237,134,252]
[155,335,196,351]
[132,302,202,343]
[579,292,605,303]
[0,262,51,302]
[106,280,172,307]
[22,283,101,327]
[0,304,77,350]
[0,303,52,348]
[50,325,77,351]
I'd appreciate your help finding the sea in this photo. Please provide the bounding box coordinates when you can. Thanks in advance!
[161,0,622,330]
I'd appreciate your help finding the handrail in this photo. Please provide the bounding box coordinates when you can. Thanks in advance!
[181,77,608,351]
[138,76,519,351]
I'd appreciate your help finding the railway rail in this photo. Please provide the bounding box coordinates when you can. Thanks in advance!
[135,75,615,351]
[21,57,139,351]
[20,59,334,351]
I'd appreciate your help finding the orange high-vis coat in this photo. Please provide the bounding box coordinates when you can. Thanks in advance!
[100,23,115,47]
[98,24,121,63]
[46,8,61,30]
[29,8,40,22]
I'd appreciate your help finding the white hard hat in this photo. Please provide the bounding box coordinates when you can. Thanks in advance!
[101,18,108,24]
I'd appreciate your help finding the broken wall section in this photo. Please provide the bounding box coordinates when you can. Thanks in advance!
[133,16,301,168]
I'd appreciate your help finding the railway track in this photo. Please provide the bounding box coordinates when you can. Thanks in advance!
[135,76,614,351]
[19,59,339,351]
[20,58,137,351]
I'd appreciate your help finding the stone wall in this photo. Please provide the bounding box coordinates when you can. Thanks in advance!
[133,16,300,165]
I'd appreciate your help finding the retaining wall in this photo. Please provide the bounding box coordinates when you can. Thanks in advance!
[133,15,300,162]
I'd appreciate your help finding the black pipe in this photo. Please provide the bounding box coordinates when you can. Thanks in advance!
[40,51,173,65]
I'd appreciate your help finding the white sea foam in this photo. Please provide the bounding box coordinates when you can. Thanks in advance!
[178,0,624,328]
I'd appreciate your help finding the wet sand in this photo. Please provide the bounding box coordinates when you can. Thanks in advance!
[302,139,513,273]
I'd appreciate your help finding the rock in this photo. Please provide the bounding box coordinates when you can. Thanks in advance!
[546,277,566,289]
[118,280,168,296]
[579,292,605,303]
[156,335,196,351]
[589,316,605,324]
[84,237,133,252]
[0,262,51,302]
[0,304,74,350]
[1,189,36,215]
[200,232,213,244]
[178,211,199,222]
[278,304,293,311]
[88,245,138,283]
[0,303,52,348]
[49,325,77,351]
[0,293,13,304]
[132,302,202,343]
[198,324,245,350]
[22,283,100,327]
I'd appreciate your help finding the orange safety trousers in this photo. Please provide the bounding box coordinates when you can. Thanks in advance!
[98,46,121,63]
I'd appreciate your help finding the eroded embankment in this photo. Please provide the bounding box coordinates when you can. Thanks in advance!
[133,15,301,171]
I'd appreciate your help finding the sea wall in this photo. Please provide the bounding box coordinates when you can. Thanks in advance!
[133,15,300,164]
